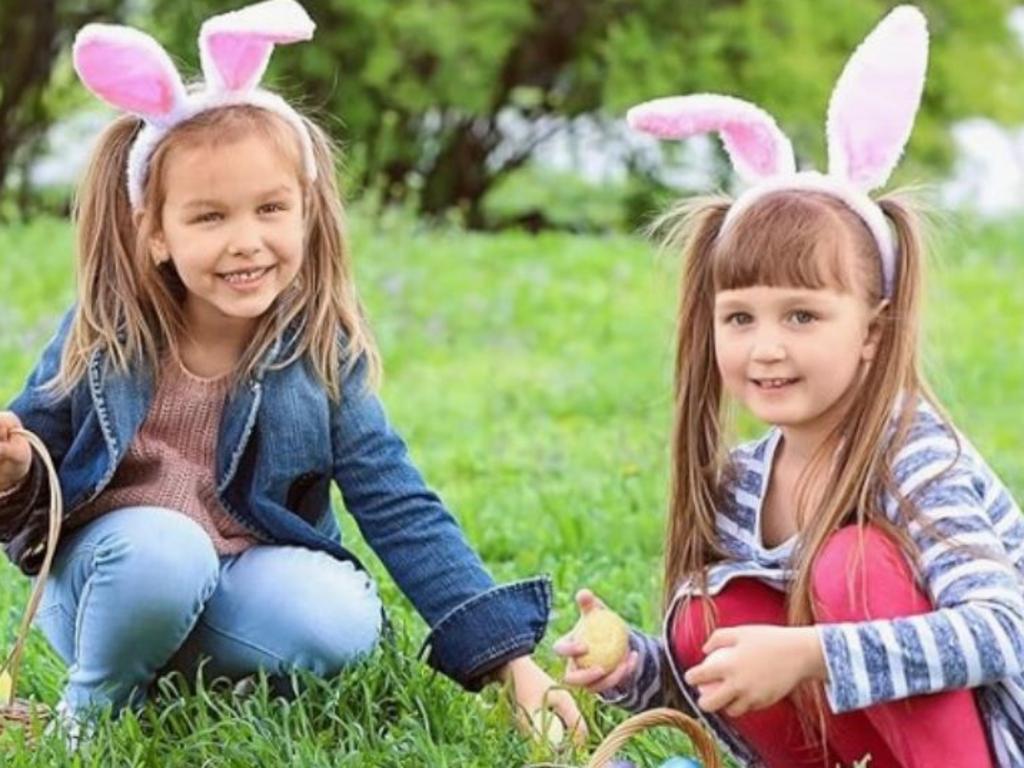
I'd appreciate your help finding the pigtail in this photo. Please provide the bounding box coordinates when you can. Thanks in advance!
[657,196,734,615]
[782,191,948,750]
[46,114,156,397]
[267,116,381,400]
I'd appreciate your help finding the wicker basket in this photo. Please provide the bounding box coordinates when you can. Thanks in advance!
[529,707,723,768]
[0,429,61,736]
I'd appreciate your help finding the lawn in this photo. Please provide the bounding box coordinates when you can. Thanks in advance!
[0,207,1021,766]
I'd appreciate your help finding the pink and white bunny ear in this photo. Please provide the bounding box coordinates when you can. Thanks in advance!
[73,24,187,125]
[626,94,796,184]
[827,5,928,191]
[199,0,315,94]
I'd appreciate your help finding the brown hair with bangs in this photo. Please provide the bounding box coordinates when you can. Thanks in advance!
[713,192,880,298]
[47,104,379,401]
[656,188,953,743]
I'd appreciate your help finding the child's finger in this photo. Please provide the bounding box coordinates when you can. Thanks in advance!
[562,664,607,688]
[684,657,722,687]
[725,696,751,718]
[0,411,21,425]
[591,650,638,691]
[702,627,738,654]
[697,681,721,700]
[552,637,586,658]
[575,588,604,614]
[547,690,588,744]
[697,680,737,713]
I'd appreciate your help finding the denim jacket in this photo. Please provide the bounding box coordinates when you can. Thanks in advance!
[0,307,552,690]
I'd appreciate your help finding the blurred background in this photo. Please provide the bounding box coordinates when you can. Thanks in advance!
[6,0,1024,229]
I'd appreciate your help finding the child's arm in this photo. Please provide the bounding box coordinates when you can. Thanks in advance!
[329,352,550,690]
[0,410,36,520]
[816,438,1024,714]
[595,629,668,712]
[1,308,76,570]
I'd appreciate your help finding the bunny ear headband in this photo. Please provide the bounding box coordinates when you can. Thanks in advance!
[627,5,929,297]
[72,0,317,209]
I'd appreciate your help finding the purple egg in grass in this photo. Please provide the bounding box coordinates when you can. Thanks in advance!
[607,760,637,768]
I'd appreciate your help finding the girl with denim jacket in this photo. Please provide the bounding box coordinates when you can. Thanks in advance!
[0,0,581,736]
[554,7,1022,767]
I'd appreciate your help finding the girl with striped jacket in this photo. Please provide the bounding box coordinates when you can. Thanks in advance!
[556,7,1022,766]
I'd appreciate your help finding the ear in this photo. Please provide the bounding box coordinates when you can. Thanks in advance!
[826,6,928,191]
[73,24,187,124]
[150,239,170,266]
[626,93,795,184]
[131,208,165,264]
[861,299,890,362]
[199,0,315,93]
[148,227,171,266]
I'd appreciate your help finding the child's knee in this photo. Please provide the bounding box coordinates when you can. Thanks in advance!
[811,524,922,622]
[291,560,383,675]
[93,508,221,618]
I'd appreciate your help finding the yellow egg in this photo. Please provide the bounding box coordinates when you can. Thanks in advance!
[529,708,565,747]
[0,670,12,702]
[575,608,629,671]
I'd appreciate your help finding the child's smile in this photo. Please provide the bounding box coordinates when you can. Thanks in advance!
[218,265,276,291]
[714,285,881,443]
[750,376,800,390]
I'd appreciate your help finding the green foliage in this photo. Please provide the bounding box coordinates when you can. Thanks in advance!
[134,0,1024,224]
[0,1,132,219]
[599,0,1024,179]
[0,211,1021,764]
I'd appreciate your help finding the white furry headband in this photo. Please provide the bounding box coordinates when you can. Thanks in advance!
[72,0,317,210]
[627,5,929,297]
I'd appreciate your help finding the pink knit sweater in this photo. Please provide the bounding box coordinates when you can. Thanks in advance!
[74,356,262,554]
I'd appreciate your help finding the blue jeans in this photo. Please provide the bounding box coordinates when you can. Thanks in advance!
[34,506,383,715]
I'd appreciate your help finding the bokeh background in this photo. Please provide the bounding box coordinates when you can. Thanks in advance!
[8,0,1024,226]
[1,2,1023,766]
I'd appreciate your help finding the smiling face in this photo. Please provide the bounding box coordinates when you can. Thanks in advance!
[148,130,306,338]
[710,192,886,444]
[714,285,880,436]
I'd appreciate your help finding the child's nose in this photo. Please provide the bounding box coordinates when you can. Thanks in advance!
[225,227,262,258]
[750,334,787,362]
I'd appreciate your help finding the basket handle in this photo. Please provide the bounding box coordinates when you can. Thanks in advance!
[585,707,724,768]
[0,429,63,708]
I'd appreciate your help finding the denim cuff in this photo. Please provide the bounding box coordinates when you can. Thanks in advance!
[419,575,552,691]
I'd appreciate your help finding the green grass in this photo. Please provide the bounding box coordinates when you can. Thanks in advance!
[0,209,1021,766]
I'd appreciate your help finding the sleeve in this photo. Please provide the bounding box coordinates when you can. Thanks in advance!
[598,629,669,713]
[1,308,76,555]
[818,434,1024,713]
[329,352,551,690]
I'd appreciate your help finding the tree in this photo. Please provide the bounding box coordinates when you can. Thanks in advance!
[596,0,1024,185]
[0,1,128,218]
[31,0,1024,225]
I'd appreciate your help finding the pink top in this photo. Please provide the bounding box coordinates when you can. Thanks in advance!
[74,355,262,554]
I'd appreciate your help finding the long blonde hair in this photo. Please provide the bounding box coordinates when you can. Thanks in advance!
[658,189,954,739]
[49,104,379,400]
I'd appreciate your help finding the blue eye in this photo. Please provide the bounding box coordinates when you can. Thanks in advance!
[725,312,753,326]
[790,310,817,324]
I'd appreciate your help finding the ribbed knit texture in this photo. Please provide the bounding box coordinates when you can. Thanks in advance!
[75,356,261,554]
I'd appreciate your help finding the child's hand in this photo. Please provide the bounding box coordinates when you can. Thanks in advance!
[554,589,639,695]
[0,412,32,491]
[683,624,825,718]
[500,655,587,745]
